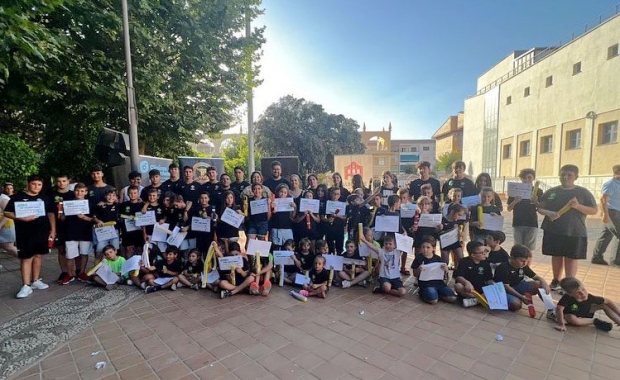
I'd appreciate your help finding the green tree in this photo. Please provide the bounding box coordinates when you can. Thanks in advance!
[221,134,261,176]
[436,150,462,174]
[255,96,366,175]
[0,133,40,188]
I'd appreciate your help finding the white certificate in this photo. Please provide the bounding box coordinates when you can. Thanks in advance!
[294,273,310,285]
[324,254,344,271]
[461,195,480,208]
[191,217,211,232]
[539,289,556,310]
[96,264,120,285]
[439,227,459,249]
[121,255,141,275]
[400,203,418,218]
[94,225,118,241]
[418,213,442,228]
[358,243,378,259]
[395,233,414,253]
[482,282,509,310]
[167,226,187,247]
[206,270,220,283]
[299,198,320,213]
[374,215,400,232]
[482,214,504,231]
[154,277,174,286]
[342,257,366,266]
[507,182,532,200]
[250,199,268,215]
[124,218,140,232]
[418,262,446,282]
[63,200,90,216]
[325,201,346,216]
[273,251,295,265]
[14,201,46,218]
[134,210,156,227]
[221,207,243,228]
[218,255,244,270]
[152,223,171,242]
[275,197,295,212]
[246,238,272,257]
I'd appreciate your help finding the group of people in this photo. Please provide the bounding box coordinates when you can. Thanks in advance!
[1,159,620,333]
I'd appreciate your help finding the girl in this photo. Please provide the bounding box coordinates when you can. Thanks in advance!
[442,188,463,217]
[277,239,298,285]
[242,172,272,199]
[411,237,457,304]
[351,174,371,199]
[270,184,296,250]
[178,248,204,290]
[294,190,320,246]
[376,194,407,273]
[346,193,369,242]
[300,256,329,298]
[306,173,319,192]
[475,173,503,211]
[330,172,350,202]
[143,246,181,293]
[249,247,274,296]
[316,184,329,241]
[141,188,167,253]
[470,187,501,243]
[440,203,467,267]
[217,242,255,298]
[339,240,370,288]
[291,238,315,281]
[244,183,271,241]
[322,187,346,255]
[217,190,243,252]
[188,192,216,254]
[412,196,443,255]
[371,171,397,207]
[507,168,541,252]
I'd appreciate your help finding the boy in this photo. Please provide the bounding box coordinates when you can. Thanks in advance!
[507,168,542,251]
[555,277,620,332]
[49,174,75,283]
[301,256,329,298]
[61,183,95,284]
[92,189,120,259]
[362,234,407,297]
[143,246,181,293]
[485,231,509,269]
[119,171,144,203]
[420,184,440,213]
[218,242,255,298]
[345,193,368,242]
[141,169,163,202]
[92,245,126,290]
[453,241,493,307]
[119,185,144,257]
[493,244,551,312]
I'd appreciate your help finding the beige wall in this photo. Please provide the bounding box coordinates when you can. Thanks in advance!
[333,155,374,190]
[516,132,533,172]
[590,109,620,174]
[536,125,556,176]
[476,53,517,91]
[500,137,514,177]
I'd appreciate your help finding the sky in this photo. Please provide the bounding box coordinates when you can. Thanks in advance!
[234,0,620,140]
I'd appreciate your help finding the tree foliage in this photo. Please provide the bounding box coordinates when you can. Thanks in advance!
[255,96,366,175]
[0,0,264,180]
[220,134,261,176]
[0,133,40,188]
[436,150,462,174]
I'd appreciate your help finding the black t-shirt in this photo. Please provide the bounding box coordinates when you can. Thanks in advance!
[154,259,183,277]
[87,184,114,204]
[264,177,291,194]
[231,181,250,195]
[247,197,269,223]
[212,187,240,214]
[487,247,510,265]
[309,268,330,285]
[169,207,188,229]
[558,293,605,318]
[177,181,201,205]
[442,177,477,197]
[64,212,93,241]
[508,188,542,228]
[329,186,351,202]
[183,259,204,277]
[410,253,445,289]
[201,182,221,199]
[347,204,369,233]
[470,204,501,236]
[188,204,216,238]
[271,210,293,229]
[119,201,144,233]
[6,191,55,236]
[161,179,181,195]
[140,185,163,202]
[409,178,441,202]
[493,263,536,287]
[376,208,402,233]
[296,252,315,271]
[94,202,119,224]
[440,217,462,250]
[217,206,241,239]
[379,185,397,207]
[539,186,596,237]
[453,256,493,292]
[342,252,364,270]
[49,189,75,236]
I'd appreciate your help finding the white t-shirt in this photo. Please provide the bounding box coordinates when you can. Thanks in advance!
[121,185,145,203]
[379,248,401,279]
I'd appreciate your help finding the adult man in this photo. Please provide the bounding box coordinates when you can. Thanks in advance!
[538,165,597,291]
[232,166,250,194]
[263,160,290,193]
[4,175,56,299]
[119,171,144,203]
[141,169,163,201]
[87,165,114,204]
[591,165,620,265]
[441,160,477,198]
[177,166,201,207]
[212,173,241,213]
[161,163,181,195]
[49,174,75,283]
[408,161,441,202]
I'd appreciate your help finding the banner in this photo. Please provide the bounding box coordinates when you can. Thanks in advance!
[178,157,225,184]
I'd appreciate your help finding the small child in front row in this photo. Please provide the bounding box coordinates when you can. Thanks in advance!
[469,187,501,243]
[453,241,493,307]
[362,234,407,297]
[218,242,254,299]
[339,239,370,288]
[555,277,620,332]
[178,248,204,290]
[411,237,456,304]
[493,244,550,312]
[91,245,126,290]
[143,246,181,293]
[485,231,509,273]
[300,256,329,298]
[278,239,298,285]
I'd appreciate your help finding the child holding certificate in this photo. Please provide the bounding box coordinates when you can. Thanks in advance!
[270,184,296,250]
[188,192,216,254]
[440,203,467,267]
[178,248,204,290]
[91,245,126,290]
[61,183,95,284]
[412,196,442,255]
[141,188,167,252]
[339,240,370,288]
[321,187,346,254]
[218,242,254,299]
[119,185,145,257]
[217,190,242,252]
[245,183,271,241]
[411,237,456,304]
[470,187,501,243]
[92,189,120,258]
[294,190,320,246]
[143,246,181,293]
[362,234,407,297]
[453,241,493,308]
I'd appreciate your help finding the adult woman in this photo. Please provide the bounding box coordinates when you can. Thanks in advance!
[330,172,350,202]
[0,182,17,258]
[306,174,319,192]
[241,171,272,199]
[352,174,371,199]
[289,174,303,200]
[475,173,503,211]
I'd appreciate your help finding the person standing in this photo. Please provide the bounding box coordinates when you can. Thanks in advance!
[0,182,18,258]
[232,166,250,194]
[87,165,114,205]
[591,165,620,265]
[507,168,542,251]
[263,161,291,194]
[161,163,181,194]
[441,161,477,198]
[408,161,441,202]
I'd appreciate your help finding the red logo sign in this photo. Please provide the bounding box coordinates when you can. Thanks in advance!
[344,161,363,180]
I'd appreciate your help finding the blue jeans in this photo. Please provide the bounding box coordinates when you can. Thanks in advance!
[420,284,455,302]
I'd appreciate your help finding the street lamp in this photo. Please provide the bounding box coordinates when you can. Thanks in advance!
[121,0,140,172]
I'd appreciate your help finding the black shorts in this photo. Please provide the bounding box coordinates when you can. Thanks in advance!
[563,295,605,318]
[16,233,48,259]
[542,232,587,259]
[379,277,403,289]
[122,231,144,248]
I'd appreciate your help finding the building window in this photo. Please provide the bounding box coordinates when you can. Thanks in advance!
[412,147,418,152]
[566,129,581,150]
[502,144,511,159]
[540,135,553,153]
[378,158,385,165]
[608,43,619,59]
[524,87,530,97]
[422,146,429,151]
[519,140,530,157]
[401,147,409,152]
[506,96,512,105]
[573,62,582,75]
[599,121,618,145]
[545,76,553,87]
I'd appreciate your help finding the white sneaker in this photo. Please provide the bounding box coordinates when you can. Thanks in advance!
[31,279,49,290]
[126,279,134,286]
[462,297,479,308]
[171,283,177,291]
[177,282,184,288]
[16,285,33,299]
[140,282,147,290]
[342,280,351,289]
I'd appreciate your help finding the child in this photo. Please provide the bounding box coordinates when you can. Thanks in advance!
[346,193,369,242]
[91,245,126,290]
[470,187,501,243]
[300,256,329,298]
[291,238,316,281]
[453,241,493,307]
[178,248,204,290]
[119,185,145,257]
[339,239,370,288]
[442,188,464,217]
[61,183,95,284]
[398,188,414,236]
[411,237,456,304]
[188,192,216,254]
[507,168,542,251]
[315,239,330,256]
[322,187,346,254]
[420,184,441,214]
[218,242,255,298]
[493,244,551,312]
[377,194,407,273]
[270,184,296,250]
[142,188,167,252]
[440,203,466,266]
[555,277,620,332]
[92,189,120,259]
[485,231,509,270]
[278,239,298,285]
[217,190,242,252]
[245,183,271,241]
[143,246,181,293]
[412,196,443,255]
[294,190,321,246]
[362,234,407,297]
[249,249,274,296]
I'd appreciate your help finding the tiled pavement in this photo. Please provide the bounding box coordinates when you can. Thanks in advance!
[2,214,620,380]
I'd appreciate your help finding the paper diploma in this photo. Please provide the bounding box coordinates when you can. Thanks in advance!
[96,264,119,285]
[191,217,211,232]
[221,208,243,228]
[151,223,171,242]
[395,233,414,253]
[124,218,140,232]
[418,262,446,282]
[121,255,141,275]
[400,203,418,218]
[63,200,90,216]
[246,238,272,257]
[439,227,459,249]
[482,282,509,310]
[324,254,344,271]
[326,201,346,216]
[294,273,310,285]
[374,215,400,232]
[218,255,244,270]
[273,251,295,265]
[299,198,320,213]
[482,214,504,231]
[461,195,480,208]
[94,225,118,241]
[418,213,442,228]
[275,198,295,212]
[507,182,532,200]
[250,199,269,215]
[167,226,187,247]
[14,201,46,218]
[134,210,156,227]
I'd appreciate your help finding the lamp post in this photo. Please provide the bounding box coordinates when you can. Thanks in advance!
[121,0,140,172]
[246,4,255,174]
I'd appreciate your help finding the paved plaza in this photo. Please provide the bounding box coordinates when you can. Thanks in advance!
[1,214,620,380]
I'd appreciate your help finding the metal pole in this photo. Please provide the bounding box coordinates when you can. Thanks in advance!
[246,4,255,174]
[122,0,140,172]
